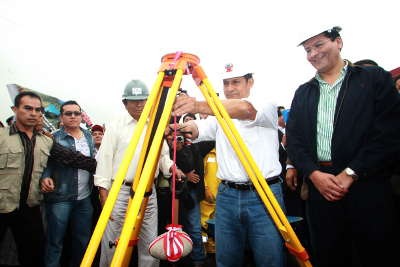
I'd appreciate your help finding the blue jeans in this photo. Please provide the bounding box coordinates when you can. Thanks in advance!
[215,182,286,267]
[44,197,93,267]
[186,188,205,265]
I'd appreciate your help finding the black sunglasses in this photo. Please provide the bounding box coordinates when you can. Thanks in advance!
[62,112,82,116]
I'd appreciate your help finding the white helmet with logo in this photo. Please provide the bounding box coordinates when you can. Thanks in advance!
[220,62,254,80]
[297,25,342,47]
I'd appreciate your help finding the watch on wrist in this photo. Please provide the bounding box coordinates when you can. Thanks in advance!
[345,167,359,181]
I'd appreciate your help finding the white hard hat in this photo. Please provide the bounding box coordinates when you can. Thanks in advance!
[297,25,342,47]
[220,62,254,80]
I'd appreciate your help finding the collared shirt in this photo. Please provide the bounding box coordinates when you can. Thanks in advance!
[10,123,97,207]
[190,97,281,183]
[316,60,348,161]
[10,123,38,208]
[94,113,173,190]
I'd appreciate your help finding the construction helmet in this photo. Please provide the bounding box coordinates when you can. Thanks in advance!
[122,79,150,100]
[220,62,254,80]
[297,25,342,47]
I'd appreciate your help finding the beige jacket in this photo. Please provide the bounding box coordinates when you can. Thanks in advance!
[0,128,53,213]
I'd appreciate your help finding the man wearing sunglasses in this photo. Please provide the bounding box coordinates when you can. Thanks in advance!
[286,25,400,266]
[0,92,96,267]
[40,100,96,267]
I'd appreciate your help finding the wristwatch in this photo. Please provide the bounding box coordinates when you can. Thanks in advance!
[345,167,359,181]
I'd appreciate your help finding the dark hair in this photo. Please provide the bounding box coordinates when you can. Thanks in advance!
[323,30,342,51]
[244,74,253,83]
[6,116,13,124]
[0,121,4,127]
[14,91,42,108]
[277,108,283,117]
[183,113,196,122]
[354,59,378,66]
[277,106,285,111]
[60,100,81,115]
[394,75,400,85]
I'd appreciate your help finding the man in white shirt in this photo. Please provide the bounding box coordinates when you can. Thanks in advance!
[95,79,182,267]
[166,63,286,267]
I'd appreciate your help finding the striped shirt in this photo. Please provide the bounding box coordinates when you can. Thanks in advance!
[315,61,348,161]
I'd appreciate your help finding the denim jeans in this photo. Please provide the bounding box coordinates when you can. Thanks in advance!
[185,188,205,265]
[44,197,93,267]
[215,182,286,267]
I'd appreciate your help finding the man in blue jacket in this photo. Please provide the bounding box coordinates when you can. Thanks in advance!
[41,100,95,267]
[286,25,400,266]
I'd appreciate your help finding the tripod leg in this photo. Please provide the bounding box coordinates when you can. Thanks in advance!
[120,83,168,267]
[81,72,165,267]
[192,67,311,266]
[110,69,184,267]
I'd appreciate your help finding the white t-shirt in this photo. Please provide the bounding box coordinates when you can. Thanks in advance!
[74,134,91,200]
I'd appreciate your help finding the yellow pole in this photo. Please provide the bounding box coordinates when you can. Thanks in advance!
[110,69,184,267]
[199,80,310,266]
[80,72,165,267]
[120,85,165,267]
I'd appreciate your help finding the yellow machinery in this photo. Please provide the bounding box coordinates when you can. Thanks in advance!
[81,52,312,267]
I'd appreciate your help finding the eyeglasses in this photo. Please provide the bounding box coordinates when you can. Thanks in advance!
[62,112,82,116]
[305,39,331,54]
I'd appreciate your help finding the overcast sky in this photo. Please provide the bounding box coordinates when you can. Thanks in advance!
[1,0,399,126]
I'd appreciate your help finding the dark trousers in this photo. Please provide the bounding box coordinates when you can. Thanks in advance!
[0,206,44,267]
[307,165,400,267]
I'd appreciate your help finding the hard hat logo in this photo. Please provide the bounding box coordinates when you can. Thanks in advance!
[132,88,142,95]
[225,63,234,72]
[123,79,149,100]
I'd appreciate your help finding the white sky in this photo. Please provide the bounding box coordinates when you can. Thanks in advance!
[1,0,399,126]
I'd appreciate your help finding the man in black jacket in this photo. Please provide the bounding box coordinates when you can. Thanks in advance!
[286,25,400,267]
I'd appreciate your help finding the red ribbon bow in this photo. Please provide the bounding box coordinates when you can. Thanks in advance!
[149,224,192,262]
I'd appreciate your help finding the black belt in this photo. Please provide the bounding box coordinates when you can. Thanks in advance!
[122,180,133,187]
[223,176,280,191]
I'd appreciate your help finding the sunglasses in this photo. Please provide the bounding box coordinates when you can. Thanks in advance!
[62,112,82,116]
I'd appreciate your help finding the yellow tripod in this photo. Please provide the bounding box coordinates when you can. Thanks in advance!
[81,52,312,267]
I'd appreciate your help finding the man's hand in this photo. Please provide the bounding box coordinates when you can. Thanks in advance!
[41,178,54,193]
[184,170,200,183]
[175,169,185,182]
[171,94,199,117]
[309,170,348,202]
[336,169,354,190]
[43,132,55,140]
[205,186,216,204]
[281,134,286,147]
[99,187,114,221]
[165,122,198,139]
[286,168,298,191]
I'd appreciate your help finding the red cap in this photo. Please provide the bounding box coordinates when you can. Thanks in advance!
[91,124,104,133]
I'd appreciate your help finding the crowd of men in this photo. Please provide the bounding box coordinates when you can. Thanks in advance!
[1,25,400,267]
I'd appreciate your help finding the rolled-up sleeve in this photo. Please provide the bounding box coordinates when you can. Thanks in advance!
[94,124,118,190]
[240,98,278,130]
[159,140,173,177]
